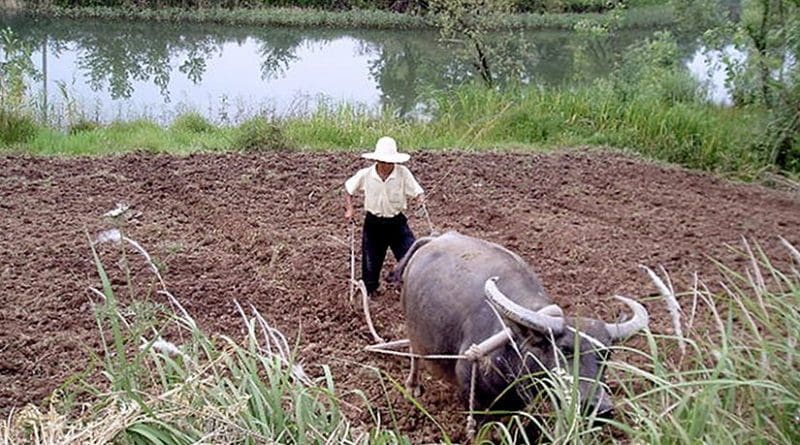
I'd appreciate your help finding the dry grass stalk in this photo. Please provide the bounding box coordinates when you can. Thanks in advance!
[94,227,166,290]
[1,400,140,445]
[780,236,800,265]
[696,279,725,340]
[640,264,685,356]
[741,237,769,321]
[687,272,699,332]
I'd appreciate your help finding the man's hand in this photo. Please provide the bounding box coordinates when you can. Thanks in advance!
[464,343,485,361]
[344,191,355,222]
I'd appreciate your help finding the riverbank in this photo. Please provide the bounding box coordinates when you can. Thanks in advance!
[13,4,674,30]
[1,83,780,180]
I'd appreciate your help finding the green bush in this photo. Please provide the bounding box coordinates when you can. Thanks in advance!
[233,117,295,151]
[613,31,700,104]
[0,108,38,145]
[68,118,100,134]
[514,0,623,13]
[171,112,214,134]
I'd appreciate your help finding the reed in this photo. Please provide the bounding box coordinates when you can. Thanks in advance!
[0,224,413,444]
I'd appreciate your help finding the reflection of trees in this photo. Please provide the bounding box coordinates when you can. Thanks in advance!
[77,32,172,100]
[5,15,229,100]
[359,28,655,114]
[252,29,302,80]
[357,32,449,115]
[1,11,685,116]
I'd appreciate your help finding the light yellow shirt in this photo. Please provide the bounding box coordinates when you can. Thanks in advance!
[345,164,424,217]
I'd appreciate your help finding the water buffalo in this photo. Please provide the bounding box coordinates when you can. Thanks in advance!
[393,231,649,421]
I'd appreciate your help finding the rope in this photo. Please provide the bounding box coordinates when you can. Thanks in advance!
[348,220,356,303]
[467,361,478,440]
[365,342,468,360]
[419,200,436,235]
[355,278,385,344]
[366,336,481,439]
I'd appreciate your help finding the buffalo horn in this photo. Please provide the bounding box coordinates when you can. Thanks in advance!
[604,295,649,340]
[484,277,565,334]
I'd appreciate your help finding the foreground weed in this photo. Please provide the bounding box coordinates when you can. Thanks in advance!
[480,238,800,444]
[1,215,409,444]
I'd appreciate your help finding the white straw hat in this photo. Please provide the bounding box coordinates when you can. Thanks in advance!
[361,136,410,163]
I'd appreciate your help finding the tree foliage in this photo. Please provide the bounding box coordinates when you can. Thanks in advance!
[429,0,530,86]
[673,0,799,171]
[0,27,38,109]
[728,0,799,169]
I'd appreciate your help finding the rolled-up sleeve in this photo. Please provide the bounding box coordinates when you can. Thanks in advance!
[403,167,424,198]
[345,168,366,195]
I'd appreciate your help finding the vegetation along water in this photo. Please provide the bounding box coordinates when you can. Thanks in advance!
[2,0,797,175]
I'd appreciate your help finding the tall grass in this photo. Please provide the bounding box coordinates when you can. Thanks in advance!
[283,84,766,175]
[478,238,800,444]
[0,224,410,444]
[2,82,769,176]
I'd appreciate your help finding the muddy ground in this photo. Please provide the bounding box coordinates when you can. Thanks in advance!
[1,150,799,442]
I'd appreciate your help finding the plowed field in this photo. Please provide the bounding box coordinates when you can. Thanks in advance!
[2,150,798,442]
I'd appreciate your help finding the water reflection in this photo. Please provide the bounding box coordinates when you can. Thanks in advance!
[686,45,746,106]
[0,13,721,124]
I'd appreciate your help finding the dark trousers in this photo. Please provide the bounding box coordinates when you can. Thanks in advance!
[362,212,415,295]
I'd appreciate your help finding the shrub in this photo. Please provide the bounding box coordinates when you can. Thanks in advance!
[68,118,100,134]
[0,108,38,145]
[233,117,295,151]
[171,112,214,134]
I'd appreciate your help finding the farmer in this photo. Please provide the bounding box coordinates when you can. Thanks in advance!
[344,136,425,298]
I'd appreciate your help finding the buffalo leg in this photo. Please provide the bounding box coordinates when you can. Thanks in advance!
[406,346,421,397]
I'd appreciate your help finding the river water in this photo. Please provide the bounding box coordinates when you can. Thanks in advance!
[1,13,729,124]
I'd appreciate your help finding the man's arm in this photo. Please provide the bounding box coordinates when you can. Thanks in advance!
[344,190,355,221]
[344,169,365,221]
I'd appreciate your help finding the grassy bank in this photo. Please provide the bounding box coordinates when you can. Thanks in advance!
[0,83,772,177]
[17,4,674,30]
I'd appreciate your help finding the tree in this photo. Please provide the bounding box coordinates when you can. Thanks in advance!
[710,0,800,169]
[738,0,799,168]
[428,0,525,86]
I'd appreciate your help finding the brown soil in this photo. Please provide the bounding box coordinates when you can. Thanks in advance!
[2,150,799,442]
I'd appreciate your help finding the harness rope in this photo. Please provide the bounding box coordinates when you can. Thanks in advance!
[467,361,478,439]
[354,278,384,344]
[419,200,436,235]
[348,220,356,303]
[365,342,468,360]
[365,337,479,441]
